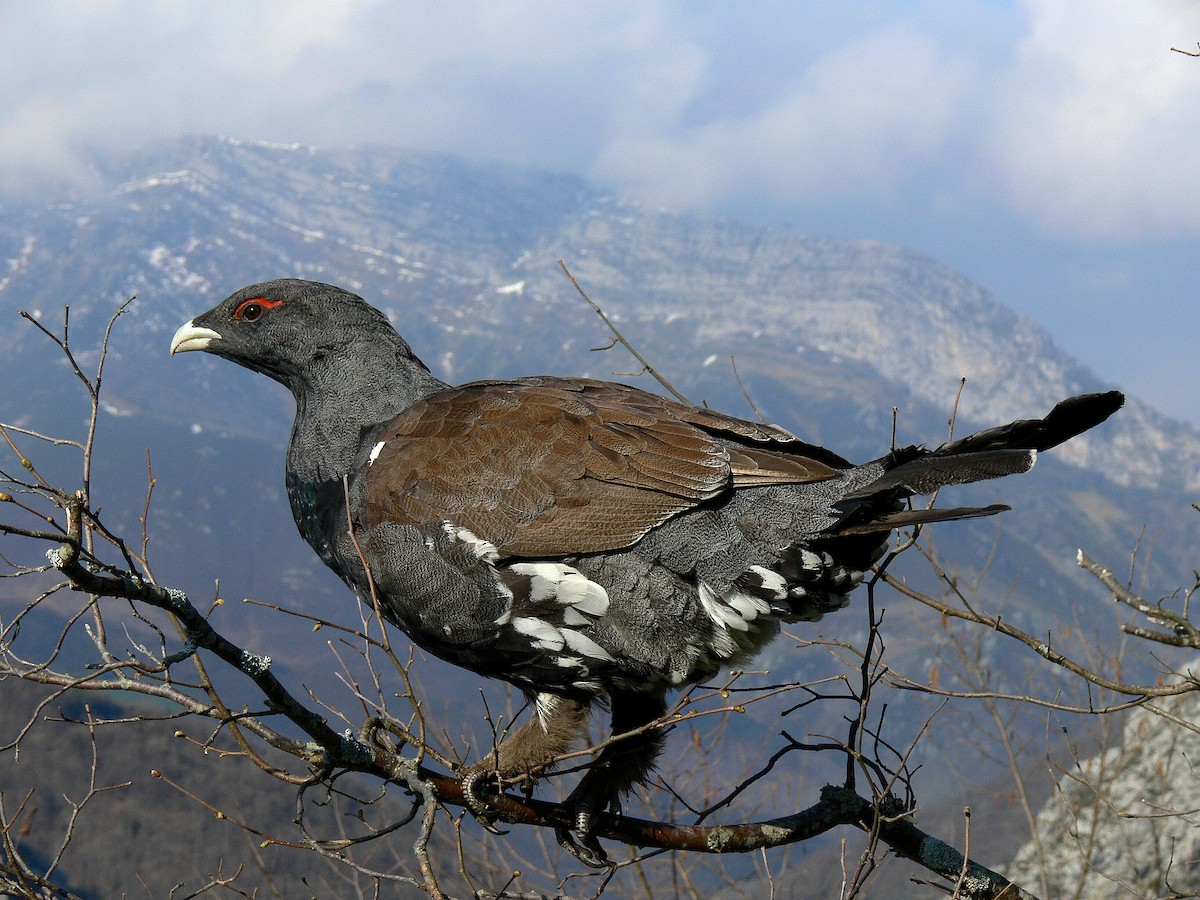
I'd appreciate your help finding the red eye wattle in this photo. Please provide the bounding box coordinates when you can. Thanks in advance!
[234,296,284,322]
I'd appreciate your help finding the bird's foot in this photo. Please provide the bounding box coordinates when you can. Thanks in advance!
[555,792,620,867]
[460,769,509,835]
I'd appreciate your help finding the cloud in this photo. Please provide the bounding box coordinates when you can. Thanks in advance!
[0,1,365,189]
[3,2,1200,242]
[990,0,1200,238]
[590,22,972,211]
[0,1,718,186]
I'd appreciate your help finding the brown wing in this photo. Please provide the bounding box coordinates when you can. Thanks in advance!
[361,377,844,556]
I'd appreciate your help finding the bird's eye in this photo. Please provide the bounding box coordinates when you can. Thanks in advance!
[233,297,283,322]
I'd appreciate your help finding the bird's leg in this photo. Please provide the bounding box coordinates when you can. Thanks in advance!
[462,692,589,823]
[556,690,668,866]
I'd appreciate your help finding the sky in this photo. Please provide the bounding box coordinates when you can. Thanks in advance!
[2,1,1200,423]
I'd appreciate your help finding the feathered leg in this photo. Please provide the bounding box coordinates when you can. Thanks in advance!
[557,689,668,865]
[462,692,589,823]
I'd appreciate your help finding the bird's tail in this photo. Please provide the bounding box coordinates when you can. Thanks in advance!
[833,390,1124,535]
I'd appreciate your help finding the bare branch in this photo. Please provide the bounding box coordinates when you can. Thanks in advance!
[882,543,1197,699]
[558,260,690,404]
[1077,549,1200,648]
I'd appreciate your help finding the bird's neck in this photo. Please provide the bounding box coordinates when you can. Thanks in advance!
[284,341,447,487]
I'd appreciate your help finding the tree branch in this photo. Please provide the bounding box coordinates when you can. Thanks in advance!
[1077,549,1200,649]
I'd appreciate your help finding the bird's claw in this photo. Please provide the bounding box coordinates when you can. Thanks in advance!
[555,794,619,867]
[555,810,608,866]
[460,769,509,835]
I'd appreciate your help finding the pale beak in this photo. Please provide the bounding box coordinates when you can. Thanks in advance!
[170,321,222,355]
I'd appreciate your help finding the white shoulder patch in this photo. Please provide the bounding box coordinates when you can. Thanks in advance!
[368,441,386,465]
[442,521,500,563]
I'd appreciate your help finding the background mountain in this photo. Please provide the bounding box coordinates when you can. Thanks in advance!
[1,135,1194,896]
[1007,689,1200,898]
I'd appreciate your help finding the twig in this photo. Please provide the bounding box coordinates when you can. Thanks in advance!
[1077,549,1200,648]
[729,356,767,423]
[558,260,689,404]
[882,545,1197,698]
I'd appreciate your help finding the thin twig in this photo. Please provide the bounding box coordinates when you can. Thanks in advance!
[558,260,689,403]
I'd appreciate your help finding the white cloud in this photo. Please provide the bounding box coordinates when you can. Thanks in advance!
[991,0,1200,238]
[591,23,971,210]
[3,1,1200,242]
[0,1,369,188]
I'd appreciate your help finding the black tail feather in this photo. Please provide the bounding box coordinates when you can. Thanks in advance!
[844,390,1123,504]
[935,390,1124,456]
[835,503,1011,535]
[843,447,1036,501]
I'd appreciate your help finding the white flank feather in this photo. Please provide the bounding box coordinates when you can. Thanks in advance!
[512,616,564,652]
[509,562,610,617]
[748,565,788,599]
[561,628,614,662]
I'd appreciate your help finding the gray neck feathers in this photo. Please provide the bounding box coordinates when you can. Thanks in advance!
[285,335,446,485]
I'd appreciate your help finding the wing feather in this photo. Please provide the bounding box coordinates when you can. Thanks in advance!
[360,377,844,556]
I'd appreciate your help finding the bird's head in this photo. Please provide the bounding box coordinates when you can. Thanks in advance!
[170,278,404,388]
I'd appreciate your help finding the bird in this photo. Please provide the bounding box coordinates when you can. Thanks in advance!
[171,278,1123,863]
